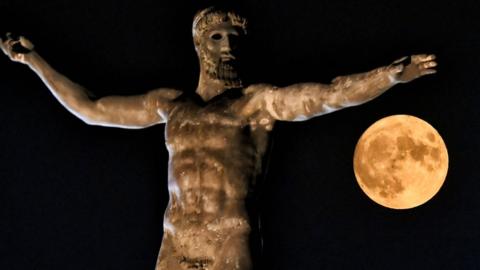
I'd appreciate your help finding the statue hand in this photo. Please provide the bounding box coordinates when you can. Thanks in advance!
[390,54,437,83]
[0,33,35,65]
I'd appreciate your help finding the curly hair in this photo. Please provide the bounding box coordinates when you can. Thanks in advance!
[192,7,247,46]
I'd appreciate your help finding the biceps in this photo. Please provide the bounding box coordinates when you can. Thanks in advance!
[83,95,165,129]
[264,84,344,121]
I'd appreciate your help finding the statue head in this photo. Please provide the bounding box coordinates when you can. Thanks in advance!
[192,7,248,87]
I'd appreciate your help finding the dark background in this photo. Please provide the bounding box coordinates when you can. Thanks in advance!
[1,0,479,269]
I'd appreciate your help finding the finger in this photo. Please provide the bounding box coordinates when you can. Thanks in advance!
[393,56,408,64]
[412,54,436,63]
[2,33,10,41]
[418,55,436,63]
[421,69,437,75]
[0,37,13,54]
[6,39,19,48]
[426,54,436,61]
[420,61,437,69]
[390,63,404,73]
[7,32,21,40]
[0,38,6,54]
[19,36,34,50]
[0,35,20,58]
[6,32,16,41]
[411,54,427,63]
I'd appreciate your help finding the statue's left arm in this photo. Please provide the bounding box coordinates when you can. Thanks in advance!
[248,54,436,121]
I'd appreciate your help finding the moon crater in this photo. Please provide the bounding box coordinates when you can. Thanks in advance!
[354,115,448,209]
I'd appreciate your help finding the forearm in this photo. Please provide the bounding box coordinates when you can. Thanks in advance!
[25,52,96,118]
[331,64,400,106]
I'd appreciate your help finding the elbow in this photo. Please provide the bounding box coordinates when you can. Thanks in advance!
[79,116,100,126]
[71,110,102,126]
[66,102,105,126]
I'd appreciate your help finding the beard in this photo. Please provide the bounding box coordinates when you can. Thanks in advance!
[201,53,242,88]
[208,61,242,88]
[215,61,238,81]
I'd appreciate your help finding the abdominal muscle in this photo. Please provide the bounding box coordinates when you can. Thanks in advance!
[156,148,254,269]
[156,99,266,269]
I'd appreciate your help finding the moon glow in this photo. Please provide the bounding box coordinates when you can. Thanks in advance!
[353,115,448,209]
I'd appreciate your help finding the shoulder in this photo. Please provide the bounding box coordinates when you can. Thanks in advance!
[147,88,183,100]
[242,83,286,109]
[144,88,183,113]
[242,83,280,104]
[238,84,278,118]
[243,83,277,96]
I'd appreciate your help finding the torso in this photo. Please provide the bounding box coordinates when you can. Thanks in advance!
[156,88,273,269]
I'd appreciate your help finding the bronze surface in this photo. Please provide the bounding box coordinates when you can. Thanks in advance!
[0,7,437,270]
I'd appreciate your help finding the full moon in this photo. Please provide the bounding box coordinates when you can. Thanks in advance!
[353,115,449,209]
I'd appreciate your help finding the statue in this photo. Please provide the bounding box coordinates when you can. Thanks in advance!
[0,7,437,270]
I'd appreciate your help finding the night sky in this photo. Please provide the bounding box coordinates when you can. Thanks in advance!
[1,1,479,269]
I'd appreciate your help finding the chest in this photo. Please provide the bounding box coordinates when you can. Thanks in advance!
[169,98,243,128]
[164,92,272,152]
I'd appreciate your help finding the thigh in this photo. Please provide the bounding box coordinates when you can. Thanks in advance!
[155,233,182,270]
[213,234,252,270]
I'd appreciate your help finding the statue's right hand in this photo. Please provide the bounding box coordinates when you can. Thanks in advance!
[0,33,35,64]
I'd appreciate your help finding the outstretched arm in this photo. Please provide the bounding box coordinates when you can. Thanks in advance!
[248,54,436,121]
[1,34,181,129]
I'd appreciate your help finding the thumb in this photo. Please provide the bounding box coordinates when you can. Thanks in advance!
[390,63,404,73]
[19,36,35,51]
[392,56,408,65]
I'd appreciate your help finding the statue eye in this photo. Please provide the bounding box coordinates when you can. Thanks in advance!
[210,33,222,41]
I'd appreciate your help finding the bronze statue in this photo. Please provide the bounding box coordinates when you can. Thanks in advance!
[0,7,437,270]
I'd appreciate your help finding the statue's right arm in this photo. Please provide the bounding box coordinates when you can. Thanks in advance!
[1,35,181,129]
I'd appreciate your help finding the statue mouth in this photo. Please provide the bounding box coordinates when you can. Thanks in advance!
[217,61,238,81]
[221,54,236,61]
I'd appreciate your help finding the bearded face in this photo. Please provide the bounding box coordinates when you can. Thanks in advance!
[196,21,243,87]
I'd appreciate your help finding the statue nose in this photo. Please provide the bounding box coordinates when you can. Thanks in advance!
[221,39,232,52]
[221,35,239,51]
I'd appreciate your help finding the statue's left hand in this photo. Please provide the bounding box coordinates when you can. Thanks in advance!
[391,54,437,83]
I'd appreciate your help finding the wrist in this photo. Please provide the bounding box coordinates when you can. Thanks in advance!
[387,64,403,85]
[25,51,39,67]
[25,51,49,74]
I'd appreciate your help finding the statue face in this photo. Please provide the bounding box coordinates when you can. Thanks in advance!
[197,21,243,84]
